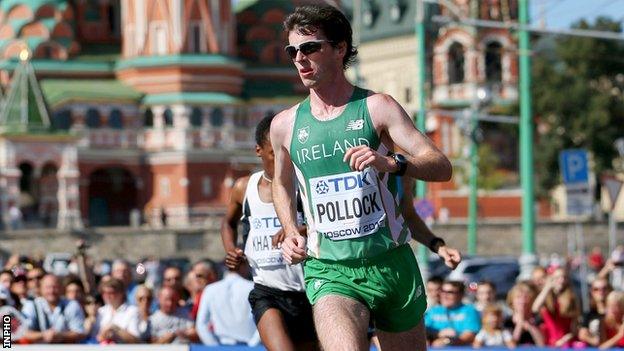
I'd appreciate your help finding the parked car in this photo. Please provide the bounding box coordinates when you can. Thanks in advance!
[447,256,520,300]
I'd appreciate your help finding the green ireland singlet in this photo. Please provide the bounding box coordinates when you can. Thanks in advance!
[290,87,411,261]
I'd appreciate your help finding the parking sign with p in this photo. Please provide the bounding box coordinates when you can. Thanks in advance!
[560,149,589,185]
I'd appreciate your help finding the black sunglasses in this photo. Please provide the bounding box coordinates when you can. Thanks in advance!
[284,40,332,59]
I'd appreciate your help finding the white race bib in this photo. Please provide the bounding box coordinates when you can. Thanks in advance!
[247,216,285,268]
[309,168,386,241]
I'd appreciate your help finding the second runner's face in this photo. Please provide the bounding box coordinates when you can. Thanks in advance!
[256,136,275,176]
[287,29,343,88]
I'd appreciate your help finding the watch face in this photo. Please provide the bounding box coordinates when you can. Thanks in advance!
[395,154,407,163]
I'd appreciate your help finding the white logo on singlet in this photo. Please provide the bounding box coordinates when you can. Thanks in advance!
[346,119,364,131]
[297,126,310,144]
[315,180,330,194]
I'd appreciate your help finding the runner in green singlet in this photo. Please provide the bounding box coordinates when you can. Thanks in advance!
[270,5,456,351]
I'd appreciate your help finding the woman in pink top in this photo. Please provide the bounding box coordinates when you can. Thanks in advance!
[531,267,580,347]
[599,291,624,349]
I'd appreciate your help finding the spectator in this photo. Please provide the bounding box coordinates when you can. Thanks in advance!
[150,286,198,344]
[11,271,28,302]
[21,274,86,343]
[196,260,259,346]
[83,295,102,338]
[531,266,547,291]
[93,278,140,344]
[134,285,153,342]
[505,281,544,346]
[598,290,624,349]
[9,203,22,230]
[426,276,444,310]
[578,277,612,346]
[162,266,189,304]
[474,281,511,317]
[0,282,15,307]
[598,250,624,290]
[111,260,138,305]
[26,267,46,297]
[425,280,481,346]
[532,266,580,347]
[188,260,218,320]
[0,270,13,289]
[473,304,515,348]
[64,276,86,308]
[588,246,606,273]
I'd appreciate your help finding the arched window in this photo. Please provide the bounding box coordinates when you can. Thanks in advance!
[163,108,174,127]
[210,108,224,127]
[144,108,154,127]
[485,41,503,83]
[19,163,34,193]
[109,109,123,129]
[52,110,71,130]
[86,108,101,128]
[190,107,203,127]
[107,2,120,37]
[448,42,465,84]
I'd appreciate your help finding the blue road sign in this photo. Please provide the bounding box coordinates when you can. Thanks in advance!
[560,149,589,185]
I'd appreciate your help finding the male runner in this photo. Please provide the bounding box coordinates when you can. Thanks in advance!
[270,5,453,351]
[221,115,317,351]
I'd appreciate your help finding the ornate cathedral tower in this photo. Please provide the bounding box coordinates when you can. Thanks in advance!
[117,0,241,95]
[116,0,246,226]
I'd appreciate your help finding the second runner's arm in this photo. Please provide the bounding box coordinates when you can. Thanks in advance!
[221,177,247,270]
[401,176,461,269]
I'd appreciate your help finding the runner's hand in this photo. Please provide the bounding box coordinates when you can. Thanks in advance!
[282,233,307,264]
[272,228,286,248]
[438,246,461,269]
[344,146,398,172]
[225,248,244,270]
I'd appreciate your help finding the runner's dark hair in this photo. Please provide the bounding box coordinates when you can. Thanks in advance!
[284,4,358,69]
[256,114,274,146]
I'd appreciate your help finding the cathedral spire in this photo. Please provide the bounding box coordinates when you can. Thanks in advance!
[0,48,51,134]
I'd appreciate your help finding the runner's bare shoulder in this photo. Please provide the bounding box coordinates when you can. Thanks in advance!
[271,104,300,145]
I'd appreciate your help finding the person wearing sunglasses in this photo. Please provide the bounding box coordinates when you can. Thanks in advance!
[271,4,452,351]
[220,115,316,350]
[424,281,481,347]
[578,277,612,346]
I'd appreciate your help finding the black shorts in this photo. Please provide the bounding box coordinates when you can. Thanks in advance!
[248,283,317,342]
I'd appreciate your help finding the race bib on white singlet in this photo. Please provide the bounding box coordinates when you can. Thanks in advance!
[309,168,386,240]
[247,216,285,267]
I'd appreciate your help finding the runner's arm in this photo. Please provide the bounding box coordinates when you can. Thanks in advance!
[368,93,452,181]
[221,177,247,253]
[270,111,299,236]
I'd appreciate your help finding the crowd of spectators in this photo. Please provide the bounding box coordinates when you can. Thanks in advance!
[1,244,624,348]
[0,242,259,346]
[424,247,624,349]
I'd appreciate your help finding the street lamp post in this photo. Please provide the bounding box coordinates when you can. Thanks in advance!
[467,87,490,255]
[518,0,537,279]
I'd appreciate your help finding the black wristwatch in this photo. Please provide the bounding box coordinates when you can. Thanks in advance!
[391,153,407,176]
[428,237,446,254]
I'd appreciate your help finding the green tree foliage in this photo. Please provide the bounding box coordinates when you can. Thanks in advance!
[532,17,624,197]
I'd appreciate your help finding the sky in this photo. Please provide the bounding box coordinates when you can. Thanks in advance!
[530,0,624,28]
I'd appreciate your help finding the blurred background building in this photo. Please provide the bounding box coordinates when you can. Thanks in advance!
[0,0,329,229]
[0,0,621,232]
